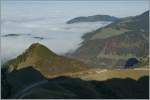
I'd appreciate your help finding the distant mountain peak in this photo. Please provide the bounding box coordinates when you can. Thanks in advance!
[67,15,118,24]
[28,43,51,52]
[24,43,57,58]
[30,42,42,48]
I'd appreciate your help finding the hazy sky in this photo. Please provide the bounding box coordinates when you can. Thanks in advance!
[1,0,149,19]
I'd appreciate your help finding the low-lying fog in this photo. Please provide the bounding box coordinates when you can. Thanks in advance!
[1,21,110,63]
[1,1,148,64]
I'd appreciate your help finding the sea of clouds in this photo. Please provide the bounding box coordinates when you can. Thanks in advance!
[1,13,110,64]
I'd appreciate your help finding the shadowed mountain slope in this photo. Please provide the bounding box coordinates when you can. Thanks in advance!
[1,67,149,99]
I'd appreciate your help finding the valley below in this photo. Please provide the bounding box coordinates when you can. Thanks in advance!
[68,68,149,81]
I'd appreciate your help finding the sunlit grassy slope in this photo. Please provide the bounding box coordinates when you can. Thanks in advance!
[4,43,89,78]
[91,28,129,40]
[66,68,149,81]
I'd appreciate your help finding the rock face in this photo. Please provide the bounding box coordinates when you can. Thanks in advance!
[1,67,149,99]
[71,11,149,68]
[3,43,89,78]
[67,15,118,24]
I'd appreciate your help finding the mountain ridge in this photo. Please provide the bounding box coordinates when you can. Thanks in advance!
[4,43,89,78]
[67,15,118,24]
